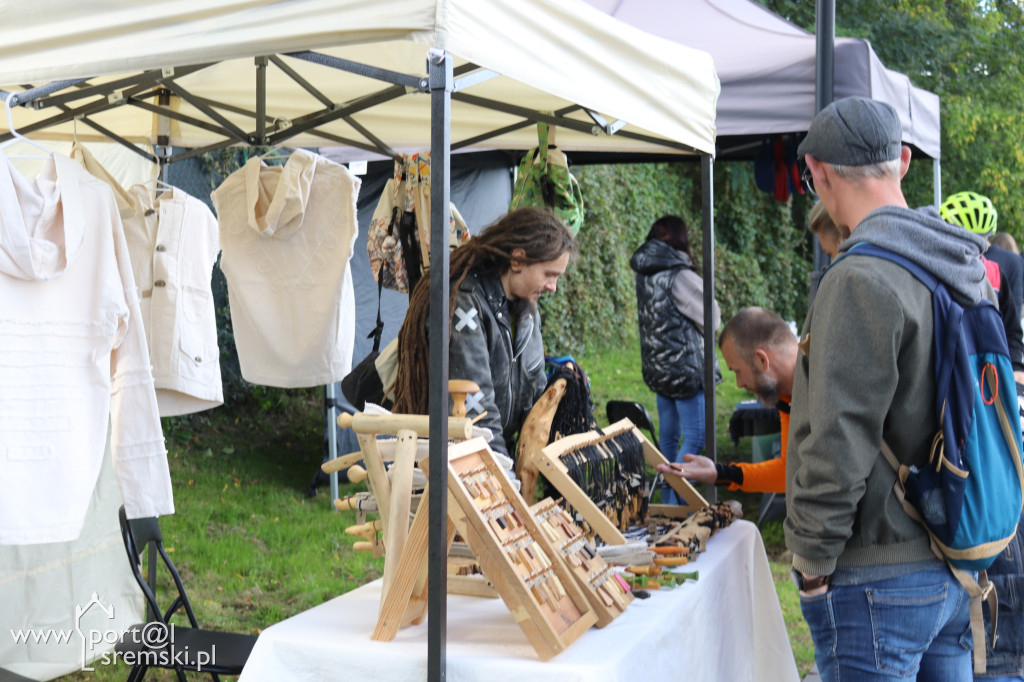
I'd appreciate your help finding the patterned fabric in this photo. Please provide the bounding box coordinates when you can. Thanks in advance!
[366,153,469,293]
[509,122,585,235]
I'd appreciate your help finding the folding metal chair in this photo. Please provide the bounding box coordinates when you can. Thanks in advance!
[116,506,258,681]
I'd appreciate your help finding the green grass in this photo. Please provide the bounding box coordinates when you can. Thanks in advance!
[56,333,815,681]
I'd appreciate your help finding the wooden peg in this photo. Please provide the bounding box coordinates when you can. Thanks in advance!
[321,451,364,474]
[347,464,368,484]
[625,564,662,577]
[449,379,481,419]
[337,412,473,440]
[334,494,377,513]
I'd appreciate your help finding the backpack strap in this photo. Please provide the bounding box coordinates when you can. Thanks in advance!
[839,242,939,291]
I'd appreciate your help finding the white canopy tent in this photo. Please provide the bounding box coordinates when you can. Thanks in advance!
[0,0,718,157]
[0,2,721,679]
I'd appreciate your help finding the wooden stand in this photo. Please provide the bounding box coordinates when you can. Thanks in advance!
[447,438,597,661]
[534,418,708,544]
[529,497,632,627]
[515,378,568,504]
[331,410,473,638]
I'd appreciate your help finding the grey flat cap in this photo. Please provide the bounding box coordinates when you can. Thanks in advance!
[797,97,903,166]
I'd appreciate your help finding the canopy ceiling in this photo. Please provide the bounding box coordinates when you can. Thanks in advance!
[586,0,941,160]
[0,0,720,159]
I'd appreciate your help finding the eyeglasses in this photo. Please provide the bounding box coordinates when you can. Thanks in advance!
[801,167,817,198]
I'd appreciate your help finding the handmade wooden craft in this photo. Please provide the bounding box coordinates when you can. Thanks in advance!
[327,408,472,640]
[447,438,597,661]
[529,497,632,627]
[534,418,708,544]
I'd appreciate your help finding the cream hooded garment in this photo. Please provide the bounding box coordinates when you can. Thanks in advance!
[71,143,223,417]
[0,149,174,544]
[212,150,360,388]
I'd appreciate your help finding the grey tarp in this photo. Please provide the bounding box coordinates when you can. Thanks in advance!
[586,0,941,160]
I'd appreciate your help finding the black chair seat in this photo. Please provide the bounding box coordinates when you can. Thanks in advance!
[605,400,658,446]
[117,506,258,680]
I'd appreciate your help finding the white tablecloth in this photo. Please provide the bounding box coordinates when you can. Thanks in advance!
[239,520,799,682]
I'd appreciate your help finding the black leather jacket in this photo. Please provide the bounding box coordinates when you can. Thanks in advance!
[448,271,546,457]
[631,239,717,400]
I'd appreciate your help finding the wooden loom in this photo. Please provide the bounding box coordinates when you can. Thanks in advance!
[529,497,632,627]
[447,438,597,659]
[324,397,599,657]
[330,410,473,640]
[534,418,708,544]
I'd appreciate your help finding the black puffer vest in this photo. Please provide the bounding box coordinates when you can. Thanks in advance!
[630,239,709,400]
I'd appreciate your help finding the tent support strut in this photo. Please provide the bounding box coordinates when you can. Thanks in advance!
[427,47,452,682]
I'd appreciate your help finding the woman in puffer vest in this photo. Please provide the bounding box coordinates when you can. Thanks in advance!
[630,216,720,505]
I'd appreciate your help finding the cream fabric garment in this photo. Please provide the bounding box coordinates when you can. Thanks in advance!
[0,149,173,544]
[72,143,223,416]
[212,150,360,388]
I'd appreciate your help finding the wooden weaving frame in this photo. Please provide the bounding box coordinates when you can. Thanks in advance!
[534,418,708,544]
[447,438,597,661]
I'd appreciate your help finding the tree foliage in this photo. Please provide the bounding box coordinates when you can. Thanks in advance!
[539,161,813,355]
[760,0,1024,237]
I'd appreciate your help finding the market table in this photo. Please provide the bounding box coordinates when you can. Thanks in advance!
[238,520,799,682]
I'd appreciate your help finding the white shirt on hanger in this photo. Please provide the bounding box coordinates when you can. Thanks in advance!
[0,149,174,544]
[212,149,360,388]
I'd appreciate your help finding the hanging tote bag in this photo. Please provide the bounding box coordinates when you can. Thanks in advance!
[367,153,470,294]
[509,121,585,234]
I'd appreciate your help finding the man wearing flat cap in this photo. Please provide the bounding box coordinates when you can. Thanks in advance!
[787,97,990,680]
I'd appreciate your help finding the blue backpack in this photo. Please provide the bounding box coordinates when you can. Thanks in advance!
[842,243,1024,571]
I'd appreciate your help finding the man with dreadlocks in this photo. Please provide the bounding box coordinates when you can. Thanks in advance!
[392,207,577,458]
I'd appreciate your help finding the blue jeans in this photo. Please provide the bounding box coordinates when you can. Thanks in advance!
[800,567,972,681]
[656,392,705,506]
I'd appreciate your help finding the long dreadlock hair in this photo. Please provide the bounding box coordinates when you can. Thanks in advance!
[392,207,577,415]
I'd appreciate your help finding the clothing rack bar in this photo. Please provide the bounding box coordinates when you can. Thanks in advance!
[1,79,91,108]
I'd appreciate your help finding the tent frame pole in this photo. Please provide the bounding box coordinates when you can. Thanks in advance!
[701,153,717,504]
[811,0,835,275]
[427,47,453,682]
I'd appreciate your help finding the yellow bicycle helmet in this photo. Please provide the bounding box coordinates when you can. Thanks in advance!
[940,191,998,237]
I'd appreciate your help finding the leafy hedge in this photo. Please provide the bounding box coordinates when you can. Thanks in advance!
[539,161,815,356]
